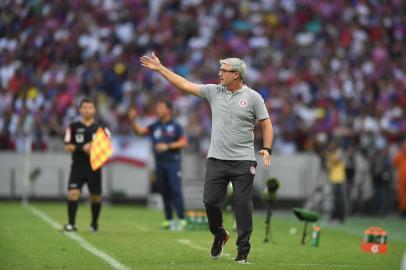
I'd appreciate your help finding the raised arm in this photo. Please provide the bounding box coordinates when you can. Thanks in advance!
[128,108,149,136]
[140,52,201,96]
[258,118,274,167]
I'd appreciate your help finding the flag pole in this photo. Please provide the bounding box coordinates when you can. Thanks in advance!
[22,135,32,205]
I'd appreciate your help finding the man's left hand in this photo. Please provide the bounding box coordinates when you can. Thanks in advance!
[155,143,169,152]
[258,150,272,167]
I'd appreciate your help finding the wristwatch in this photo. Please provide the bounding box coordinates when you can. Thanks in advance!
[262,147,272,155]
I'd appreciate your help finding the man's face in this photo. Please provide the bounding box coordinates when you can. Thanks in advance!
[156,102,170,119]
[219,64,239,86]
[79,102,96,120]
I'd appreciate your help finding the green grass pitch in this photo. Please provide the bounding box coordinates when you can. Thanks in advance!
[0,202,405,270]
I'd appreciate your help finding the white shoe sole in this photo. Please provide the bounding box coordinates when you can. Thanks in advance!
[210,247,223,260]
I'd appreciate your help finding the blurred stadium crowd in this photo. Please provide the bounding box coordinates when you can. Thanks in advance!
[0,0,404,156]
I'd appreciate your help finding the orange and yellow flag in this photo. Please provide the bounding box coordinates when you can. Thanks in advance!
[90,127,113,171]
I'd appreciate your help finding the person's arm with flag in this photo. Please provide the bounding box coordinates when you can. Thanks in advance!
[89,125,113,171]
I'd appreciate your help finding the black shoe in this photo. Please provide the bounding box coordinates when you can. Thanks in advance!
[210,230,230,259]
[90,224,98,232]
[234,253,248,264]
[63,224,77,232]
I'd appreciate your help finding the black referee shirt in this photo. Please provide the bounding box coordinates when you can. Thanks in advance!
[64,121,102,167]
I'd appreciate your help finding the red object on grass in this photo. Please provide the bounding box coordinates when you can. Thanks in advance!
[361,227,388,254]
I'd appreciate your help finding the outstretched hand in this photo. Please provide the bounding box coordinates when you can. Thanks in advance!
[258,150,272,167]
[140,52,161,71]
[128,107,138,122]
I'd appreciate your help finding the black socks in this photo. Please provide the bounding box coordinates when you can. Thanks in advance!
[91,202,101,227]
[68,200,102,228]
[68,200,78,226]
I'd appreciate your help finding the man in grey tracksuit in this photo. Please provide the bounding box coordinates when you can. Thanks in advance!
[140,53,273,263]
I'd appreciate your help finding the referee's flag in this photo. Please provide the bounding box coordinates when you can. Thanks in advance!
[90,127,113,171]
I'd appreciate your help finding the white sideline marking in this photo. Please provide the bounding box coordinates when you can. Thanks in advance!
[276,263,348,267]
[177,239,208,252]
[133,224,149,232]
[177,239,234,261]
[177,239,352,267]
[23,203,130,270]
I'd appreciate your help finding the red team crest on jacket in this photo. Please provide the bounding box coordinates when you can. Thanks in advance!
[239,99,248,108]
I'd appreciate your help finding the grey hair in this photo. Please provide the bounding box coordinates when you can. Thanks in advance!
[219,58,247,80]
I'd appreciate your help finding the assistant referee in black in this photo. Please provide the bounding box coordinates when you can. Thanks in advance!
[63,98,110,232]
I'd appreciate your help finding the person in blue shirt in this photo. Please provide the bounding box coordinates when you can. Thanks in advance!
[129,99,188,229]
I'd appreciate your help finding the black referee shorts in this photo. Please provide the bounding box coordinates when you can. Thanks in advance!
[68,164,102,195]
